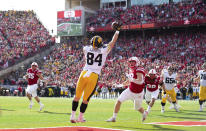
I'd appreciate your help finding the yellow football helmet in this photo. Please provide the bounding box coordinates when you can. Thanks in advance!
[90,36,103,48]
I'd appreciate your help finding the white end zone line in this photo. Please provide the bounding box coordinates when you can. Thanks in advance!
[0,126,132,131]
[144,120,206,127]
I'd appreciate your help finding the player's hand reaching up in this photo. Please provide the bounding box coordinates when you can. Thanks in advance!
[112,21,122,31]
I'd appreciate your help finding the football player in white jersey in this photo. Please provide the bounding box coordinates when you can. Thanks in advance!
[194,62,206,111]
[161,66,180,113]
[192,83,198,100]
[70,22,121,123]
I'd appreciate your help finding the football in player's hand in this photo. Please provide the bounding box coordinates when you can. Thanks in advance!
[112,21,121,31]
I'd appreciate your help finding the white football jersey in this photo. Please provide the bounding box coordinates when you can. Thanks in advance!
[163,70,177,90]
[193,87,197,93]
[196,87,200,93]
[198,70,206,86]
[83,45,109,74]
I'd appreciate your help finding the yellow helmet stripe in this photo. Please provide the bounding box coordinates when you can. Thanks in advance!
[93,36,96,48]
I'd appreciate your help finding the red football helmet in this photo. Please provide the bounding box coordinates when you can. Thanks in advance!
[31,62,38,67]
[31,62,38,70]
[128,57,140,68]
[149,69,156,79]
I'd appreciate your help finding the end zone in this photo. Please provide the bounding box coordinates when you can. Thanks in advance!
[146,121,206,127]
[0,126,130,131]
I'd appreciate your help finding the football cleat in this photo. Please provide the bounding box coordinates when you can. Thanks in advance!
[70,119,77,123]
[161,109,165,113]
[199,107,203,112]
[77,117,86,123]
[174,107,180,112]
[177,104,181,109]
[39,104,44,111]
[169,104,174,109]
[29,103,33,109]
[106,117,116,122]
[142,111,148,122]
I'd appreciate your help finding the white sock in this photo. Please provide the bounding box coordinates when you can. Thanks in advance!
[173,103,177,109]
[147,106,151,113]
[30,100,33,104]
[162,106,165,110]
[79,112,84,118]
[71,111,76,119]
[113,113,117,119]
[38,101,42,105]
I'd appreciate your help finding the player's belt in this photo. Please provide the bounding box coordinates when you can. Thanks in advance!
[85,70,99,75]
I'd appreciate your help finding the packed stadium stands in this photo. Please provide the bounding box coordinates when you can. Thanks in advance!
[0,0,206,100]
[0,10,55,70]
[87,0,205,28]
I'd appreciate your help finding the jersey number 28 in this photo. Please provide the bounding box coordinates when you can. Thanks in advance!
[87,52,102,66]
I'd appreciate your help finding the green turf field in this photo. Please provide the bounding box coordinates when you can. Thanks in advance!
[0,96,206,131]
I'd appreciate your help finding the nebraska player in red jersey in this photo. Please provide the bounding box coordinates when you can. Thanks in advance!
[106,57,147,122]
[145,69,161,114]
[24,62,44,111]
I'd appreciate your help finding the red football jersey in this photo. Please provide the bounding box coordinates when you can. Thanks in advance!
[145,75,160,92]
[27,68,41,85]
[129,67,146,93]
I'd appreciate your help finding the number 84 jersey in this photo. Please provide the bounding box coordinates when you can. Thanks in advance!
[163,71,177,90]
[83,45,109,75]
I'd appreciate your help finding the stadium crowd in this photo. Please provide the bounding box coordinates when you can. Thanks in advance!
[87,0,205,28]
[0,0,206,100]
[1,27,205,100]
[0,10,55,70]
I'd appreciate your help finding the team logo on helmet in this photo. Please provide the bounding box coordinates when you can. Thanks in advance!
[149,69,157,74]
[31,62,38,67]
[90,36,103,48]
[128,57,140,68]
[149,69,156,79]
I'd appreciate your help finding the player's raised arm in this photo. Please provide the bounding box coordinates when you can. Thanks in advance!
[107,21,121,53]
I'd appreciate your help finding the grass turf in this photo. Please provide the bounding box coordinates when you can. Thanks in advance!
[0,96,206,131]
